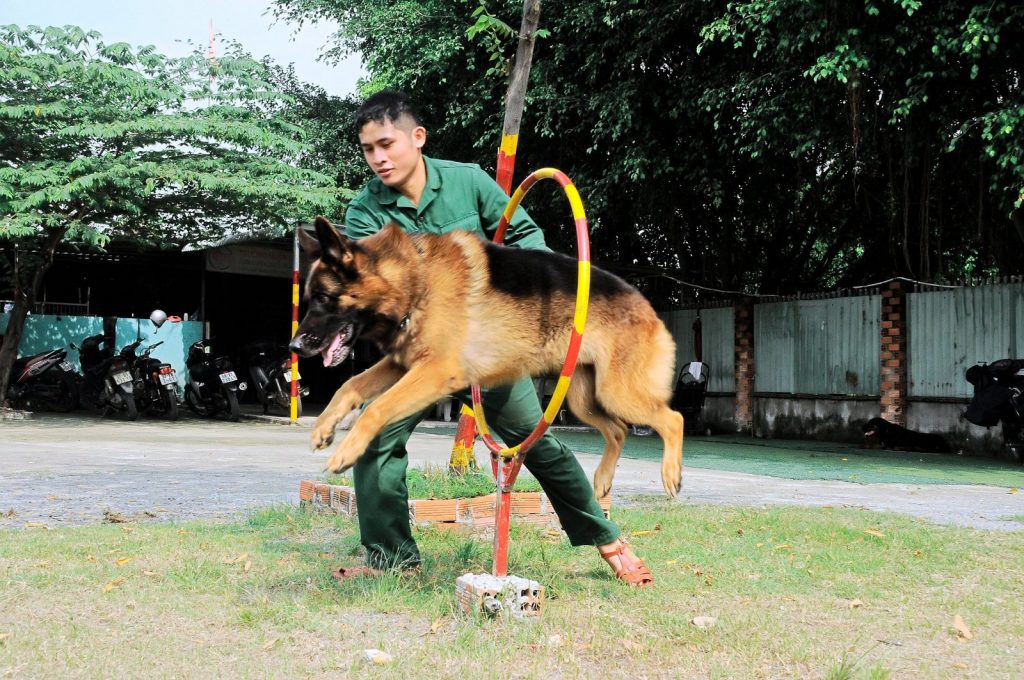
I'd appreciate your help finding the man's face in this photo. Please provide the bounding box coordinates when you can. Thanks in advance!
[358,116,426,189]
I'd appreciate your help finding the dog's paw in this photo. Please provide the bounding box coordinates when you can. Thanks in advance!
[323,444,361,475]
[661,455,682,498]
[593,465,614,501]
[310,422,336,450]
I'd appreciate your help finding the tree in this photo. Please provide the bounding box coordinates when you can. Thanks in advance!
[0,25,340,404]
[273,0,1023,305]
[256,57,370,194]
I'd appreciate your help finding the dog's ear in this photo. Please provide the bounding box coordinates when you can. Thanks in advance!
[313,216,356,269]
[298,224,321,260]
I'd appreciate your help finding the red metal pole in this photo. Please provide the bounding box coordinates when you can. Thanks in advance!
[290,226,300,422]
[489,0,541,578]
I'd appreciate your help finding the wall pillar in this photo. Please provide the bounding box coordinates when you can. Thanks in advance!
[735,296,755,433]
[879,281,908,425]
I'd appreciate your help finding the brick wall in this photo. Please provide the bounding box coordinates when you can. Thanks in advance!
[879,281,907,425]
[734,297,755,432]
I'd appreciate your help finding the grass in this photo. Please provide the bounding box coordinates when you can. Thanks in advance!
[326,466,543,499]
[2,500,1022,678]
[416,425,1024,487]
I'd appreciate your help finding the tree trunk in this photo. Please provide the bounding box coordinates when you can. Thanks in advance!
[0,227,68,407]
[494,0,541,195]
[449,0,541,474]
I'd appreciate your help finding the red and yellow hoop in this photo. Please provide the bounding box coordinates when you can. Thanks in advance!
[470,167,591,459]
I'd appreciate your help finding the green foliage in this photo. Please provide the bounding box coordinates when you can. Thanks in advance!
[0,24,341,255]
[256,58,369,194]
[271,0,1024,301]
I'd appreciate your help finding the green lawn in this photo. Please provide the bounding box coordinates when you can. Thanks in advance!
[2,503,1022,678]
[418,425,1024,487]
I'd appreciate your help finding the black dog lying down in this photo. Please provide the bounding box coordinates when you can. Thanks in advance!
[862,417,951,453]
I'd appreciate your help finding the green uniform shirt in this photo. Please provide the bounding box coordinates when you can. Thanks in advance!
[344,155,549,251]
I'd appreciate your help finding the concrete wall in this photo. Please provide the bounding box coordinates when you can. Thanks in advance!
[752,396,880,442]
[1,312,204,390]
[907,400,1005,455]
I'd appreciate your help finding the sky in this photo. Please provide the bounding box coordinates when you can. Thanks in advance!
[3,0,365,96]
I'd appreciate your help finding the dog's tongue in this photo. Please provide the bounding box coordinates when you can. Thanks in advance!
[321,333,343,367]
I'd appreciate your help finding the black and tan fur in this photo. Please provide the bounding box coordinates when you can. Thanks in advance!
[290,217,684,498]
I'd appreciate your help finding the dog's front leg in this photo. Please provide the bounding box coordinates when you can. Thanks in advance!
[311,358,406,450]
[323,362,463,474]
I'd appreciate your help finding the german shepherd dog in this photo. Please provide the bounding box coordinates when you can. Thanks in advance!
[289,217,684,499]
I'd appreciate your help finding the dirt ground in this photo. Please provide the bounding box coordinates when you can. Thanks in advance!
[1,410,1022,529]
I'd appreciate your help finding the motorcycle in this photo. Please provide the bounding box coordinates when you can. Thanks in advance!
[74,334,138,420]
[119,338,179,420]
[2,342,78,412]
[964,358,1024,462]
[240,341,306,417]
[184,338,244,421]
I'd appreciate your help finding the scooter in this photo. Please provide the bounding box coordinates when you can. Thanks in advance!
[240,341,306,417]
[2,343,78,412]
[184,338,244,421]
[119,338,179,420]
[965,358,1024,462]
[74,334,137,420]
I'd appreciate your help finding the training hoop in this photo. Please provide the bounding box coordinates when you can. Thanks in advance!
[471,168,591,459]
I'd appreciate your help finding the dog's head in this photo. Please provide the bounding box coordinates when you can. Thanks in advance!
[289,217,363,367]
[862,417,890,438]
[290,216,417,367]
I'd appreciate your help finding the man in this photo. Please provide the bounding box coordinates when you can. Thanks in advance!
[331,90,653,587]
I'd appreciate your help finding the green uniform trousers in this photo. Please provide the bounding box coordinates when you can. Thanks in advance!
[352,377,621,569]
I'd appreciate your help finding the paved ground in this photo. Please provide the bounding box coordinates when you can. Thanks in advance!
[1,409,1022,530]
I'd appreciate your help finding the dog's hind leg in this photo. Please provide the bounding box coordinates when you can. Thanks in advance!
[603,396,685,498]
[592,344,684,497]
[565,365,629,500]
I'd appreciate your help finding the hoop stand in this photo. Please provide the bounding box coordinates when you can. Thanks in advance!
[456,169,590,618]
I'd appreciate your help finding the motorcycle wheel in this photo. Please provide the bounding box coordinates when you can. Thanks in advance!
[123,393,138,421]
[223,389,240,422]
[49,370,78,413]
[271,380,301,417]
[161,387,179,421]
[1002,421,1023,464]
[185,384,217,418]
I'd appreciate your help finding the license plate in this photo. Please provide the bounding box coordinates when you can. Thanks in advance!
[113,371,132,385]
[219,371,237,384]
[59,361,74,372]
[158,371,178,385]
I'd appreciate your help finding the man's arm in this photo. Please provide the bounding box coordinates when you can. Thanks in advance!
[474,167,550,251]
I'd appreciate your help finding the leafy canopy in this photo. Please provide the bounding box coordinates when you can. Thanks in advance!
[0,24,341,253]
[272,0,1024,303]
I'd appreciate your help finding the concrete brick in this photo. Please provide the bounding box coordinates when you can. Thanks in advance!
[456,573,544,617]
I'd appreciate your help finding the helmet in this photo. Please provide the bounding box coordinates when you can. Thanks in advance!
[149,309,168,328]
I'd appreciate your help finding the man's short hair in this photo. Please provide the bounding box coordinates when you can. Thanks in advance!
[354,90,421,135]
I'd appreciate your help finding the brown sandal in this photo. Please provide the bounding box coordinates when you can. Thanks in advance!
[599,540,654,587]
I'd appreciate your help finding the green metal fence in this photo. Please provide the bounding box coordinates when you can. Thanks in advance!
[659,306,735,393]
[908,282,1024,398]
[753,295,880,396]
